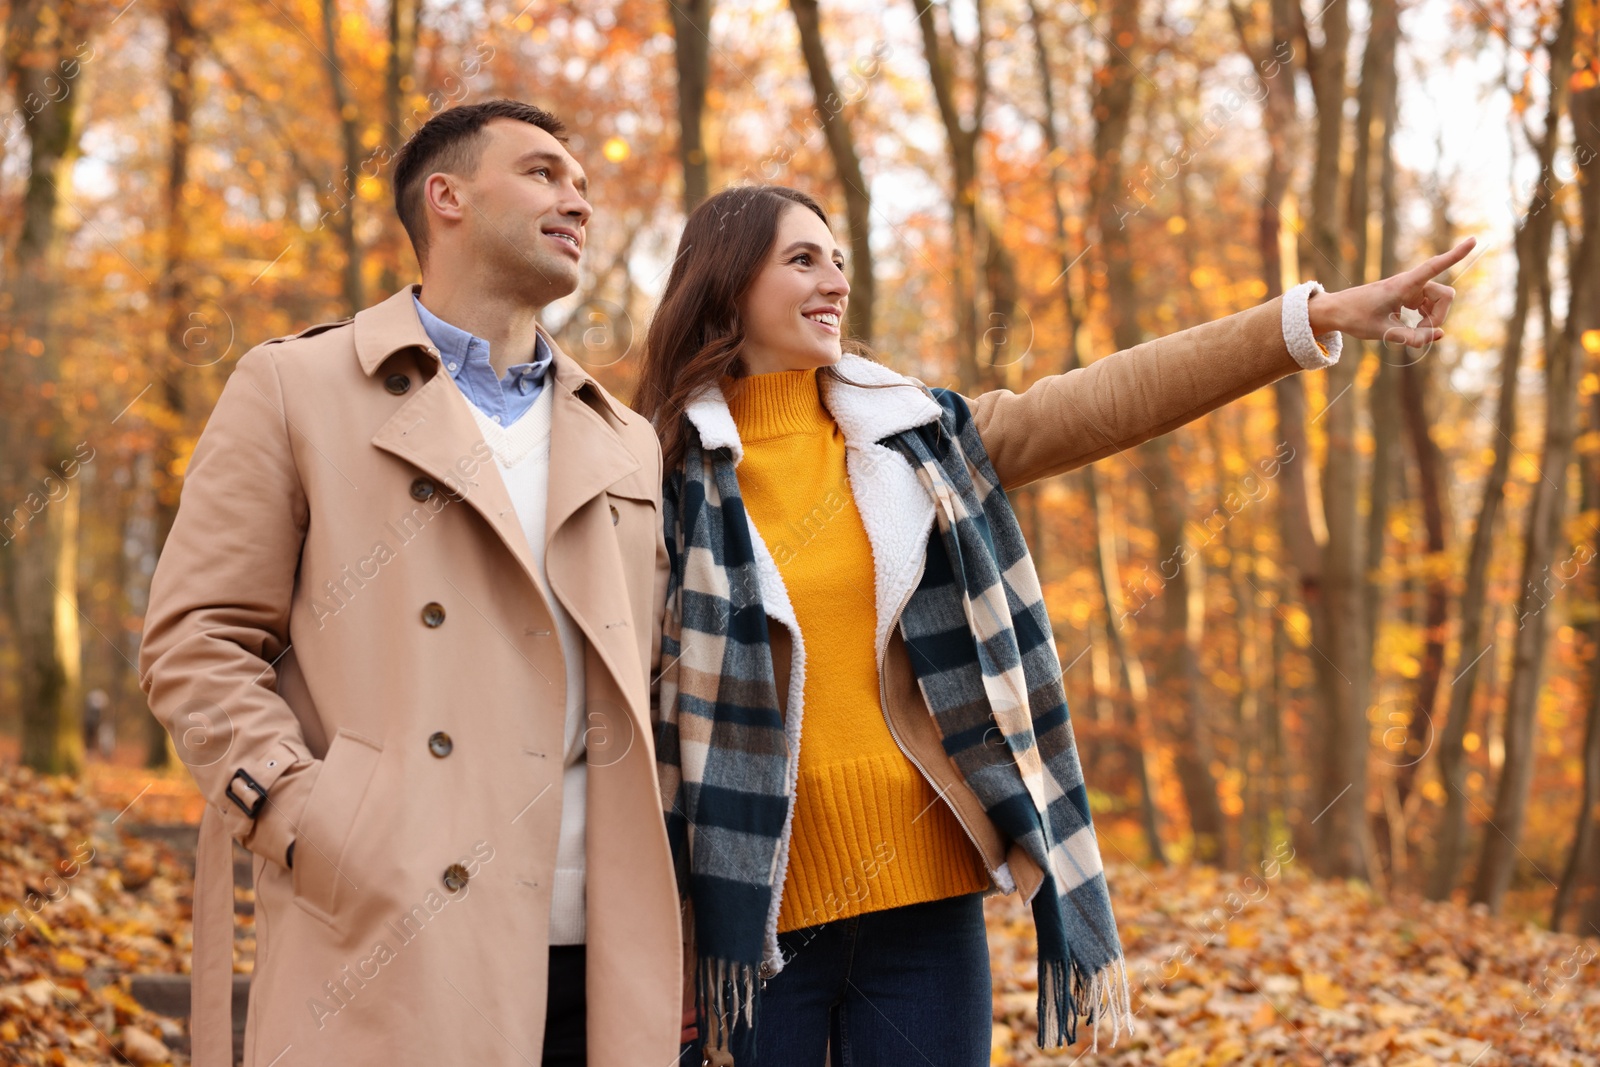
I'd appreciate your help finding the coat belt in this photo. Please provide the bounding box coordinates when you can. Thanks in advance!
[192,802,237,1067]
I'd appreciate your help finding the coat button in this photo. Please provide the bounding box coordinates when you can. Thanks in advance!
[428,731,453,757]
[421,602,446,627]
[610,504,620,525]
[410,478,435,502]
[384,373,411,395]
[442,863,470,892]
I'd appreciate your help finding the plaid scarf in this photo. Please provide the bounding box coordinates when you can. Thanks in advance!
[654,379,1131,1054]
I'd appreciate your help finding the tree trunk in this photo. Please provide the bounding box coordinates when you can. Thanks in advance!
[1230,0,1326,864]
[320,0,363,312]
[381,0,421,292]
[1553,90,1600,934]
[1143,165,1228,868]
[1432,0,1575,901]
[1298,0,1373,881]
[1350,0,1400,878]
[1027,0,1164,862]
[669,0,712,214]
[3,0,92,776]
[789,0,875,343]
[1096,486,1169,865]
[1212,413,1261,863]
[1140,435,1229,865]
[1472,22,1585,910]
[912,0,988,389]
[145,0,198,769]
[1356,0,1400,663]
[1396,357,1450,795]
[1394,176,1452,815]
[1430,216,1555,900]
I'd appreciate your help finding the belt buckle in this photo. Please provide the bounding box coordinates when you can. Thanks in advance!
[225,767,269,818]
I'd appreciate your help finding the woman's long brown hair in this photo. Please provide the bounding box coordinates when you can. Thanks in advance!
[634,185,868,472]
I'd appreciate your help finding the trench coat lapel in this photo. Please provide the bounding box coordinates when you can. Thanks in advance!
[357,288,651,717]
[543,345,650,719]
[543,346,640,537]
[368,362,556,606]
[360,286,550,604]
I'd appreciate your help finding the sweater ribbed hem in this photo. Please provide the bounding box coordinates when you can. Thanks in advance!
[548,866,586,945]
[777,752,991,933]
[726,368,832,442]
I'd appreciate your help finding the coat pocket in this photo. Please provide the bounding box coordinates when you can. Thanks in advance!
[291,728,383,927]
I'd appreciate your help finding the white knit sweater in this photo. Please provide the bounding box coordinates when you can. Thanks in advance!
[468,386,588,945]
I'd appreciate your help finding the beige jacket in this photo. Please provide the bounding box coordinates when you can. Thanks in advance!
[139,286,679,1066]
[678,287,1337,984]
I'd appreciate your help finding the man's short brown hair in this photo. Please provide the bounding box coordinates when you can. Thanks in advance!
[392,99,567,267]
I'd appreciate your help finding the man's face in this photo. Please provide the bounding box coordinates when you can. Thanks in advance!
[448,118,592,305]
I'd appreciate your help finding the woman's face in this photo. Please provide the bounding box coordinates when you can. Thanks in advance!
[738,204,851,376]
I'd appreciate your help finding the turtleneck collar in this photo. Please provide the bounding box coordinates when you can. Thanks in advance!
[725,368,833,443]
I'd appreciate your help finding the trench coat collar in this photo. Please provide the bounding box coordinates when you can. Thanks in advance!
[354,284,627,412]
[362,283,639,587]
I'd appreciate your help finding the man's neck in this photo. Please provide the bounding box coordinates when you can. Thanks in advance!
[416,274,546,379]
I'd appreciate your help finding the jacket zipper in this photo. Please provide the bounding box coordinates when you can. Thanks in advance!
[875,567,999,882]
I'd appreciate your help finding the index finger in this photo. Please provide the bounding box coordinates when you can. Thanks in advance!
[1408,236,1477,284]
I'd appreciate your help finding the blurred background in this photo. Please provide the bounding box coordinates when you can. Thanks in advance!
[0,0,1598,1062]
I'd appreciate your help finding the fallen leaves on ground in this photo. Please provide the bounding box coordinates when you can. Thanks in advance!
[986,857,1599,1065]
[4,766,1597,1066]
[0,765,201,1066]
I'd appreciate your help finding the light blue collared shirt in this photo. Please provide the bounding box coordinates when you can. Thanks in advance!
[413,293,553,427]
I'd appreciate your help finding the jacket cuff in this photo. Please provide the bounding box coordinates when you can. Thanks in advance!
[228,738,316,868]
[1282,280,1343,369]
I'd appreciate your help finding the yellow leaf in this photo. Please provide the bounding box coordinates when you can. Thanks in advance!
[1163,1048,1204,1067]
[1205,1039,1247,1066]
[1302,972,1347,1009]
[28,912,58,944]
[54,949,86,972]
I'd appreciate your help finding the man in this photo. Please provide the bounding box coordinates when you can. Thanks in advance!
[140,100,680,1066]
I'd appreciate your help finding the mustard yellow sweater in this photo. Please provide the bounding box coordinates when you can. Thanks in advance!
[726,368,990,933]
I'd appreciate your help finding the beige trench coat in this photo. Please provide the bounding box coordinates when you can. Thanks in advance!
[139,286,680,1066]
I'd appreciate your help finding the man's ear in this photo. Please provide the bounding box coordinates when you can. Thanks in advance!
[425,172,467,225]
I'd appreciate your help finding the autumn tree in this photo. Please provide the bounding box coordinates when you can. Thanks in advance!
[1474,0,1583,912]
[1,0,97,776]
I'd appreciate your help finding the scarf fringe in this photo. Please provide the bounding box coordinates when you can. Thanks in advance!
[1037,955,1134,1052]
[697,955,759,1054]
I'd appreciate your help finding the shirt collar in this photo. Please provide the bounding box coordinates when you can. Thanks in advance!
[411,292,552,386]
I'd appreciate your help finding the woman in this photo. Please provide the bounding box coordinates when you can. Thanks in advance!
[641,185,1469,1066]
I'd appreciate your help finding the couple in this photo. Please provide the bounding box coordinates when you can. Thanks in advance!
[139,99,1469,1067]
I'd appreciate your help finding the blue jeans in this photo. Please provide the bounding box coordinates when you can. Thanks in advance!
[684,892,992,1066]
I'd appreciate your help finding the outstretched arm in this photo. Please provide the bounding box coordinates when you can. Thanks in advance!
[968,238,1474,490]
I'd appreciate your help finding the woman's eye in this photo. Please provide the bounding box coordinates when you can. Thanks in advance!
[792,253,811,265]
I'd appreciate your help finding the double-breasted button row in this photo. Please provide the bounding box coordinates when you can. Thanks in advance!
[421,602,445,627]
[442,863,470,892]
